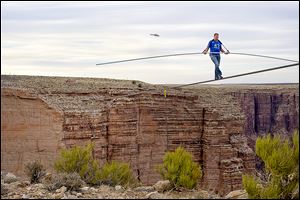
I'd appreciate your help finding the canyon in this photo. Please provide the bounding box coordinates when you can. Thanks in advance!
[1,75,299,196]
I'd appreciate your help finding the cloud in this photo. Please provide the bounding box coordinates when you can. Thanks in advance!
[1,1,299,84]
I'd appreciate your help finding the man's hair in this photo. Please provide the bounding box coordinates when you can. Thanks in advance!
[214,33,219,36]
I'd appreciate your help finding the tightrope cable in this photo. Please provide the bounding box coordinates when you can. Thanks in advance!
[172,62,299,88]
[95,51,299,97]
[96,52,298,66]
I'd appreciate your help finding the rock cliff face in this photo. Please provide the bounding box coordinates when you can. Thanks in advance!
[1,75,298,196]
[1,88,63,174]
[228,87,299,149]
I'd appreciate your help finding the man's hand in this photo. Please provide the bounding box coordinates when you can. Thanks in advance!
[202,50,208,55]
[225,50,230,55]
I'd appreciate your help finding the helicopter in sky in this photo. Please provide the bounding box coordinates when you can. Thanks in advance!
[150,33,160,37]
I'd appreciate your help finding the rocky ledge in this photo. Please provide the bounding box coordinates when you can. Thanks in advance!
[1,172,248,199]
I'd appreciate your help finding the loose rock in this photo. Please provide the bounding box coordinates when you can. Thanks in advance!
[134,186,155,192]
[115,185,122,191]
[3,172,18,183]
[80,186,89,192]
[153,180,172,192]
[224,189,248,199]
[55,186,67,194]
[21,194,29,199]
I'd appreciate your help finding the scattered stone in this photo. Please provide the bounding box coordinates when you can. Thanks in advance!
[13,194,21,199]
[55,186,67,194]
[90,187,98,192]
[75,192,82,197]
[225,189,248,199]
[21,194,29,199]
[80,186,90,192]
[98,184,112,193]
[3,172,18,183]
[134,186,155,192]
[0,171,227,199]
[53,192,64,199]
[153,180,172,192]
[145,191,169,199]
[17,181,31,188]
[145,191,158,199]
[63,194,78,199]
[115,185,122,191]
[193,190,210,199]
[33,183,45,190]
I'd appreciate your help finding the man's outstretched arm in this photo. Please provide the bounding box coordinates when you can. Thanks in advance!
[202,47,209,54]
[221,47,230,54]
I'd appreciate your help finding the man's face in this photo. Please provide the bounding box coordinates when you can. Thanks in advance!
[214,34,219,40]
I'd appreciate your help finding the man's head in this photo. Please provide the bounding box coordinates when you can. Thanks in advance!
[214,33,219,40]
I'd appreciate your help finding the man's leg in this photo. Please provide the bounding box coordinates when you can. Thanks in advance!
[210,55,220,80]
[216,55,223,79]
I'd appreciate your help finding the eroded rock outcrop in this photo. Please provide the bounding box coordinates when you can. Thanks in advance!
[1,75,298,196]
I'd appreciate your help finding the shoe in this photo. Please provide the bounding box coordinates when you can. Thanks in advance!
[219,75,223,79]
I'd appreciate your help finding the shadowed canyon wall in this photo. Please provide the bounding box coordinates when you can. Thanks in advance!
[229,89,299,148]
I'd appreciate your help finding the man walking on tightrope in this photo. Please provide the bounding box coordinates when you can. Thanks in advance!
[202,33,230,80]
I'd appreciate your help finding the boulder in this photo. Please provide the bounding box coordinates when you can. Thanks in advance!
[115,185,122,191]
[53,192,64,199]
[3,172,18,183]
[75,192,82,197]
[145,191,169,199]
[153,180,172,192]
[21,194,29,199]
[62,194,78,199]
[80,186,89,192]
[55,186,67,194]
[224,189,248,199]
[134,186,155,192]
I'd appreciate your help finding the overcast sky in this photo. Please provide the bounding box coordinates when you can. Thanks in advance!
[1,1,299,84]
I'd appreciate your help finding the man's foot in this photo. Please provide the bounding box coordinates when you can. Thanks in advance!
[219,75,223,79]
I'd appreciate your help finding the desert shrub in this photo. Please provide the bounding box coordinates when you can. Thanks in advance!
[99,161,137,187]
[242,175,262,199]
[54,143,101,185]
[47,172,84,191]
[158,146,202,189]
[24,160,46,184]
[243,130,299,199]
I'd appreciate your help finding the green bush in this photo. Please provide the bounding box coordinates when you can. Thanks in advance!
[99,161,137,187]
[54,143,101,185]
[47,172,84,191]
[158,146,202,189]
[242,175,262,199]
[243,130,299,199]
[24,160,46,184]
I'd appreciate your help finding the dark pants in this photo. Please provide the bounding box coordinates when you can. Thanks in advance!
[210,54,222,80]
